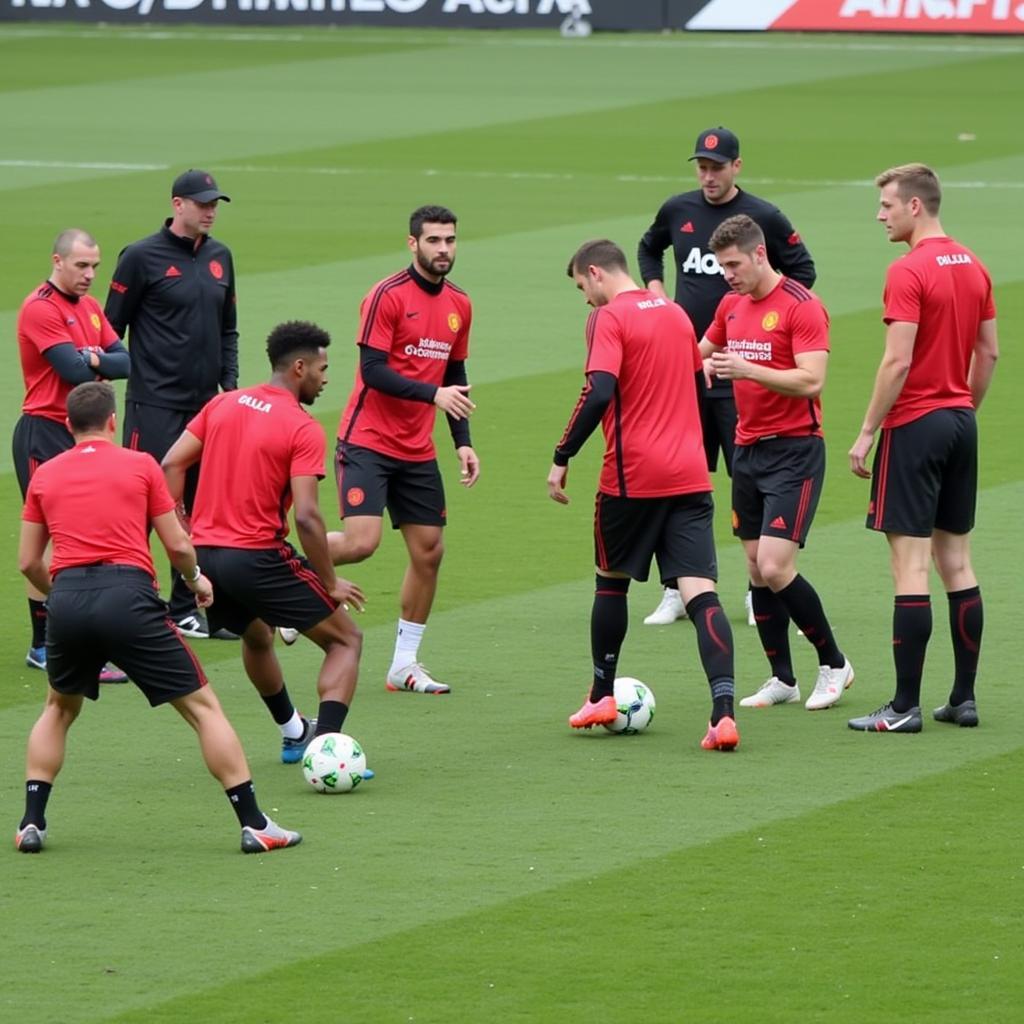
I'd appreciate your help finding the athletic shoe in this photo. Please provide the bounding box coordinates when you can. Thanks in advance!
[175,614,238,641]
[805,659,855,711]
[281,716,316,764]
[99,663,128,684]
[744,590,756,627]
[25,646,46,671]
[15,823,46,853]
[361,769,375,782]
[739,676,801,708]
[386,662,450,694]
[847,703,922,733]
[701,716,739,751]
[240,817,302,854]
[933,699,979,728]
[278,626,299,646]
[569,694,617,729]
[643,588,687,625]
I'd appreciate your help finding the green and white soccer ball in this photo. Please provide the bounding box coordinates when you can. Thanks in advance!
[604,677,656,734]
[302,732,367,793]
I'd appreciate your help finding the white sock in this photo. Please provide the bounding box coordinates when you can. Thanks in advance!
[280,710,304,740]
[390,619,425,675]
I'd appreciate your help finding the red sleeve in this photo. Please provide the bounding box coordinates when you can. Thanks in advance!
[20,300,73,354]
[22,478,46,525]
[146,457,177,519]
[882,260,922,325]
[705,295,731,347]
[289,420,327,480]
[790,299,830,355]
[584,308,623,377]
[357,285,399,354]
[452,298,471,361]
[981,268,996,321]
[185,397,216,442]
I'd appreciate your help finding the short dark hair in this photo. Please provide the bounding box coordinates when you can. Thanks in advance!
[266,320,331,370]
[566,239,628,278]
[875,163,942,215]
[67,381,115,433]
[410,205,456,238]
[53,228,97,256]
[708,214,765,254]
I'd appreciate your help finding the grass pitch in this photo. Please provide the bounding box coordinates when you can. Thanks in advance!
[0,24,1022,1024]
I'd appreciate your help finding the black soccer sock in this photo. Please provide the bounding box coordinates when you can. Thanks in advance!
[260,685,297,726]
[20,779,52,831]
[225,780,267,831]
[947,586,983,706]
[315,701,349,736]
[775,574,844,669]
[28,599,46,649]
[750,584,796,686]
[893,595,932,712]
[590,575,630,702]
[685,592,735,724]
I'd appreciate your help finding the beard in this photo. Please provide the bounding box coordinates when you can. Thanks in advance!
[415,248,454,279]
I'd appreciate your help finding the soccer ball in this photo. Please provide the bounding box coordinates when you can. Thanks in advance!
[604,677,656,734]
[301,732,367,793]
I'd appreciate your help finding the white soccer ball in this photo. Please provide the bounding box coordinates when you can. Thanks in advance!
[301,732,367,793]
[604,677,656,734]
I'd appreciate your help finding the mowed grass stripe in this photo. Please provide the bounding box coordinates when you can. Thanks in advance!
[92,747,1024,1024]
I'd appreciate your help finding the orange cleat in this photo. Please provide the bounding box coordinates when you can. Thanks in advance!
[701,715,740,751]
[569,694,618,730]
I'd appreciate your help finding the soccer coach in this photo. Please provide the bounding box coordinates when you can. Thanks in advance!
[104,169,239,640]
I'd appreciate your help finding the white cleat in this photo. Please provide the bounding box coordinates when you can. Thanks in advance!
[386,662,450,694]
[739,676,801,708]
[278,626,299,646]
[643,588,687,625]
[805,659,855,710]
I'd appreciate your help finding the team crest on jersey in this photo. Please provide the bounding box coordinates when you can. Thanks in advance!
[448,312,461,333]
[761,311,779,331]
[209,260,224,280]
[90,313,101,331]
[347,487,365,508]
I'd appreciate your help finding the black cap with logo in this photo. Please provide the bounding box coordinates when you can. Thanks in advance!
[171,169,231,203]
[688,127,740,164]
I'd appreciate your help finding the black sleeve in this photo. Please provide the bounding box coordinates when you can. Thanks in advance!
[360,346,438,403]
[220,256,239,391]
[637,203,672,285]
[94,340,130,380]
[103,246,144,337]
[553,371,616,465]
[42,342,100,385]
[443,359,471,448]
[764,207,816,288]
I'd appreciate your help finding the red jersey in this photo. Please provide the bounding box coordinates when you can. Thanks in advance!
[18,282,119,422]
[188,384,326,549]
[22,440,173,580]
[881,236,996,429]
[581,290,709,498]
[337,267,472,461]
[706,277,829,445]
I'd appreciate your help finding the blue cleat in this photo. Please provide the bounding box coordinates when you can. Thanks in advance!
[361,769,375,782]
[25,646,46,671]
[281,717,316,764]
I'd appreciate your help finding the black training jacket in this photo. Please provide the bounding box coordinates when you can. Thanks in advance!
[104,221,239,412]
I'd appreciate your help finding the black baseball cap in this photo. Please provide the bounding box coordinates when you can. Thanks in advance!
[689,127,740,164]
[171,169,231,203]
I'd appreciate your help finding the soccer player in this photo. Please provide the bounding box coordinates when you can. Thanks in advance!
[162,321,366,765]
[548,239,739,752]
[105,170,239,640]
[702,215,853,711]
[14,228,130,683]
[847,164,998,733]
[637,127,816,627]
[331,205,480,695]
[15,382,299,855]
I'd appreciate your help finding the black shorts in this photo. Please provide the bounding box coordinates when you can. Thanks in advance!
[731,436,825,546]
[335,441,446,529]
[197,543,338,637]
[867,408,977,537]
[12,414,74,498]
[46,566,207,706]
[701,394,737,477]
[124,401,200,508]
[594,491,718,585]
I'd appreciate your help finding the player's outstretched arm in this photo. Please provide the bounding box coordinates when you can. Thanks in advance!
[152,510,213,608]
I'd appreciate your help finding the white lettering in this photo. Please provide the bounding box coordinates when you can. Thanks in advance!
[935,253,973,266]
[442,0,587,12]
[238,394,273,413]
[727,339,773,362]
[404,337,453,360]
[635,298,667,310]
[839,0,1020,17]
[680,247,723,277]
